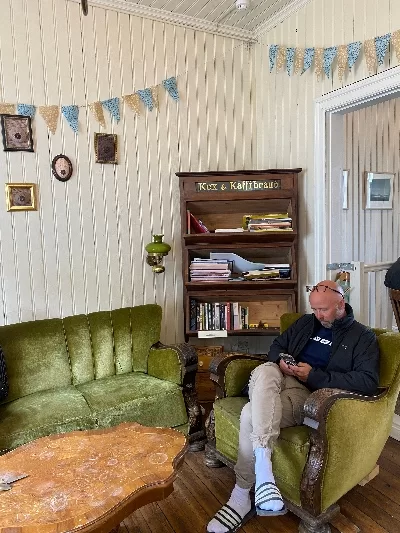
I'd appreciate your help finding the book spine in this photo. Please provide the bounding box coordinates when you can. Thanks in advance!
[190,299,196,330]
[226,303,231,331]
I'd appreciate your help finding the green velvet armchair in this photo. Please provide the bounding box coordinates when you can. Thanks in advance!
[204,313,400,533]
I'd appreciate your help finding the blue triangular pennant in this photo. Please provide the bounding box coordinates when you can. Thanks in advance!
[323,46,337,78]
[137,89,154,111]
[286,48,296,76]
[162,77,179,101]
[302,48,315,74]
[101,97,120,123]
[375,33,391,65]
[347,41,362,69]
[17,104,36,118]
[61,105,79,133]
[269,45,279,72]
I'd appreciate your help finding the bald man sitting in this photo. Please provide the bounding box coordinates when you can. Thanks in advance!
[207,280,380,533]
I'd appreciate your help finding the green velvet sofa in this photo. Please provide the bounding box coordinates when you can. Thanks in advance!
[0,305,205,454]
[204,313,400,533]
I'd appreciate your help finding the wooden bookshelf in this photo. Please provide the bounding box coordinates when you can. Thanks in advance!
[177,169,301,341]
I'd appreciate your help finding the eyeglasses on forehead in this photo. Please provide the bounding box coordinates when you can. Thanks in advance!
[306,284,350,297]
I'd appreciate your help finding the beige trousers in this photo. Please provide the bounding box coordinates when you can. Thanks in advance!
[234,362,311,489]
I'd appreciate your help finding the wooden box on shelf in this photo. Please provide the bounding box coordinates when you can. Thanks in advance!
[177,169,301,341]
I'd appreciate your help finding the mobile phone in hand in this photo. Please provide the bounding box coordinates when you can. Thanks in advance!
[279,353,299,367]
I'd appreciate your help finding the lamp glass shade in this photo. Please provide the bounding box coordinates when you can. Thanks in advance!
[145,234,171,254]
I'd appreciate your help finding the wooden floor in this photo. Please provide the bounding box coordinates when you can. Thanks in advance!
[118,437,400,533]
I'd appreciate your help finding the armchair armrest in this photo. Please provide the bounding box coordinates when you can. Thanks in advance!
[148,342,205,451]
[209,353,266,398]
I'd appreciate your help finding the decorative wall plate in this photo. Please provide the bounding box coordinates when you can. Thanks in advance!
[52,155,73,182]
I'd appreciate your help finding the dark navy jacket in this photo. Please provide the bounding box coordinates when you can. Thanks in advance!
[268,304,380,396]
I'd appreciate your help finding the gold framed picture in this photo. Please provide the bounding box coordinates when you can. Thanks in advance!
[94,133,118,164]
[5,183,37,211]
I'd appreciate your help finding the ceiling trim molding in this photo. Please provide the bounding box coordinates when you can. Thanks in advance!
[68,0,256,42]
[253,0,312,38]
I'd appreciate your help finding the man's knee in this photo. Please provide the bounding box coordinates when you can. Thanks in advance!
[250,362,282,383]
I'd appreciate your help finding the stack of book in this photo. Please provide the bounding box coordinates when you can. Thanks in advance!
[243,214,293,232]
[189,258,231,282]
[190,299,250,331]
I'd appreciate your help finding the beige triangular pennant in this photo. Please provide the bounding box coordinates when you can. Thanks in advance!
[39,105,59,134]
[337,44,348,83]
[314,48,324,80]
[89,101,106,128]
[123,93,141,115]
[276,46,286,71]
[0,103,16,114]
[294,48,305,75]
[151,86,159,110]
[364,39,377,73]
[391,30,400,62]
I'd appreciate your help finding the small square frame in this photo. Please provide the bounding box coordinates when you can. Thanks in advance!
[365,172,394,209]
[94,133,118,164]
[5,183,37,211]
[1,115,34,152]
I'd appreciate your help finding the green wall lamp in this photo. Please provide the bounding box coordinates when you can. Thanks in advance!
[145,234,171,274]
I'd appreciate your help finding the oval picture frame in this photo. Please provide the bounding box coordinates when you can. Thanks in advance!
[52,155,73,182]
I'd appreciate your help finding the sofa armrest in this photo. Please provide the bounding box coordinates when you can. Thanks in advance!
[209,353,266,398]
[148,342,205,451]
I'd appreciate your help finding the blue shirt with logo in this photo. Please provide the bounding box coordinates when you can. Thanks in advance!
[299,325,333,369]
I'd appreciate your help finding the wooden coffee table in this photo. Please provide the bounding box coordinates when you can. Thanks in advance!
[0,423,187,532]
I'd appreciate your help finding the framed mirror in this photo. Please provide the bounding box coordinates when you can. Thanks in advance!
[52,155,73,182]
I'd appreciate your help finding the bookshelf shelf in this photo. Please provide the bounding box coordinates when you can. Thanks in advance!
[178,169,301,343]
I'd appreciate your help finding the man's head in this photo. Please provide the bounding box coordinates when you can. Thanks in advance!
[308,280,346,328]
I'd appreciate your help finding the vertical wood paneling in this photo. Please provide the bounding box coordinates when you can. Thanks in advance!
[257,0,399,307]
[0,0,254,342]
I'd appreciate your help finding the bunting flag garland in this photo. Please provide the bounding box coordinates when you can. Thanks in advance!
[375,33,391,65]
[62,105,79,133]
[392,30,400,62]
[137,88,154,111]
[337,45,347,82]
[294,47,304,75]
[302,47,315,74]
[17,104,36,117]
[323,46,337,78]
[347,41,362,69]
[162,77,179,101]
[276,46,286,71]
[286,47,296,76]
[151,86,159,110]
[101,97,120,123]
[123,93,141,115]
[269,44,279,72]
[0,103,16,114]
[89,101,106,127]
[314,48,324,80]
[364,38,377,73]
[39,105,59,134]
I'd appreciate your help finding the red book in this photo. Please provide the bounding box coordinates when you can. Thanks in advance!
[189,212,209,233]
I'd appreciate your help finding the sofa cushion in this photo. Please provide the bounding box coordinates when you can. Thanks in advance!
[214,397,310,506]
[0,319,72,402]
[77,372,187,429]
[0,386,95,451]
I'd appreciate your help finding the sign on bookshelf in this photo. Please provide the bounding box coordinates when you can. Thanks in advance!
[195,180,281,192]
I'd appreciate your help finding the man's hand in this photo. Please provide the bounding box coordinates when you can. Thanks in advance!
[279,359,295,376]
[292,362,312,382]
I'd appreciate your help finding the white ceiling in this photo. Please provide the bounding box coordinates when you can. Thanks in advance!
[74,0,310,40]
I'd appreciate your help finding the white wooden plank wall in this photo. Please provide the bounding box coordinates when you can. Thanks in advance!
[344,100,400,328]
[0,0,254,343]
[255,0,400,311]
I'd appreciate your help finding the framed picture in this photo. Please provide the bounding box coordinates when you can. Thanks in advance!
[5,183,37,212]
[52,154,73,182]
[1,115,34,152]
[94,133,118,164]
[365,172,394,209]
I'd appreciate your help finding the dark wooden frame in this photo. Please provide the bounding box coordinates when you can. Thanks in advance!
[94,133,118,164]
[52,154,73,182]
[389,288,400,330]
[81,0,88,16]
[204,352,389,533]
[1,114,34,152]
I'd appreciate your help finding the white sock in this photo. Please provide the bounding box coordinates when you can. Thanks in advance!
[207,484,251,533]
[254,447,284,512]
